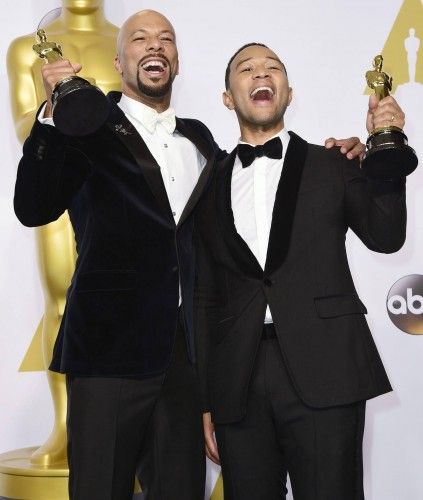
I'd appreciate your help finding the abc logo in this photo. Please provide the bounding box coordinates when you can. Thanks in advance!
[386,274,423,335]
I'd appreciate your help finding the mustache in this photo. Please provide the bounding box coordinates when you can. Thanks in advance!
[138,54,170,68]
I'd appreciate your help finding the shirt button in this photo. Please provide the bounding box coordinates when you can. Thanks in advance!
[164,143,168,148]
[171,177,175,182]
[263,278,273,287]
[172,211,176,216]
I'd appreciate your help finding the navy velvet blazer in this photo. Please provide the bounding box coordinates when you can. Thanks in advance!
[14,92,220,377]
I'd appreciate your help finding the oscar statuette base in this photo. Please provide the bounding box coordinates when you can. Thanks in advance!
[52,76,110,137]
[0,447,68,499]
[362,128,418,179]
[0,448,143,499]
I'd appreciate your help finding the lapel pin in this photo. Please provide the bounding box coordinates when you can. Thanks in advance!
[114,123,133,136]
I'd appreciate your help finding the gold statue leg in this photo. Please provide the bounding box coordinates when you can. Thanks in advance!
[30,212,76,466]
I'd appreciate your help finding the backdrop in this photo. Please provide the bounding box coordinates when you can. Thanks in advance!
[1,1,422,499]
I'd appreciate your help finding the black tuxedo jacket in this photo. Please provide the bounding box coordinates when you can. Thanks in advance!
[14,92,220,377]
[195,131,407,424]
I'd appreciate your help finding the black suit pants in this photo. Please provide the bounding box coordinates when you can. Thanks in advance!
[215,338,365,500]
[65,321,205,500]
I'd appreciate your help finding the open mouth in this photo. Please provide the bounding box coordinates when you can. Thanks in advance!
[250,86,274,102]
[140,59,168,77]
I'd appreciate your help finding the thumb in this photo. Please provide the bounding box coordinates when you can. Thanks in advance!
[368,93,379,112]
[71,63,82,74]
[366,94,379,133]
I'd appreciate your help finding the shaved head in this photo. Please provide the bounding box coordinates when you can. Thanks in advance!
[117,10,176,55]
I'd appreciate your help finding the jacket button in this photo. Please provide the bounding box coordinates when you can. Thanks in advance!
[263,278,273,287]
[172,266,178,273]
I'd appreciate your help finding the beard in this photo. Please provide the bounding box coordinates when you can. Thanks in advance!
[137,66,174,98]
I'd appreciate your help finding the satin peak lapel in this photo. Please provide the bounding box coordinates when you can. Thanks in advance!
[176,118,216,226]
[264,131,308,275]
[216,149,263,279]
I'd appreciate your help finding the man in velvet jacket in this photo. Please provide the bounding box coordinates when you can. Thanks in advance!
[197,43,410,500]
[13,10,222,500]
[13,9,365,499]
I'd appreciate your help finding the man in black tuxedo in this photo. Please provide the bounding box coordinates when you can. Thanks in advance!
[197,43,409,499]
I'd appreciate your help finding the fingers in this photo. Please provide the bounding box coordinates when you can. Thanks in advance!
[373,96,405,129]
[325,136,365,160]
[325,136,358,151]
[340,138,365,160]
[205,438,220,465]
[346,141,366,161]
[203,412,220,465]
[324,137,336,149]
[367,95,405,132]
[41,59,81,102]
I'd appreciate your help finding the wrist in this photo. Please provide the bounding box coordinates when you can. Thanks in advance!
[43,101,53,118]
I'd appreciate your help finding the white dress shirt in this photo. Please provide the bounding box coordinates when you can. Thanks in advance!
[117,95,206,224]
[232,129,290,323]
[39,95,207,304]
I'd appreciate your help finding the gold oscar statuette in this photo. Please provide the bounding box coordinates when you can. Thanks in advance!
[33,29,110,136]
[362,54,418,178]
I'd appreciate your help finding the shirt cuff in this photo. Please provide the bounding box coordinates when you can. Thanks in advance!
[37,103,55,127]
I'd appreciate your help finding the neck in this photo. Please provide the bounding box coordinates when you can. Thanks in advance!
[239,121,284,145]
[122,86,172,113]
[60,4,106,31]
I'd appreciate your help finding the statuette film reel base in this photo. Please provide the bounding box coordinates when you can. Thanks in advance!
[363,127,417,179]
[51,75,110,136]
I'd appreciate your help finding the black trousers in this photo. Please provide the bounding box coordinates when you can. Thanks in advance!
[65,322,205,500]
[215,338,366,500]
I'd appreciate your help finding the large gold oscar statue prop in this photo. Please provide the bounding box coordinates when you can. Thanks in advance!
[0,2,119,498]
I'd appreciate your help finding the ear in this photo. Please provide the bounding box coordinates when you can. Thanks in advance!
[114,55,122,75]
[222,90,234,110]
[287,87,293,106]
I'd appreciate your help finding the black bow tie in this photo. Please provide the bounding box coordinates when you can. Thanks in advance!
[237,137,283,168]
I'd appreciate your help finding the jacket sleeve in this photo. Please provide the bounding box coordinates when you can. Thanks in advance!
[343,156,407,253]
[14,116,92,227]
[194,201,222,413]
[190,118,227,160]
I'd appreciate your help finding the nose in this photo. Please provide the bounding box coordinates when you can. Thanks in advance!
[146,36,164,52]
[252,66,270,79]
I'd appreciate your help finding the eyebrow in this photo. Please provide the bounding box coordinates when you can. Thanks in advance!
[235,56,282,69]
[130,29,175,37]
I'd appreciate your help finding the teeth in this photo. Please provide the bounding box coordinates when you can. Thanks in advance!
[142,60,166,70]
[250,86,274,98]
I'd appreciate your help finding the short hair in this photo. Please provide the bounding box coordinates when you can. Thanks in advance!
[224,42,288,89]
[225,43,268,89]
